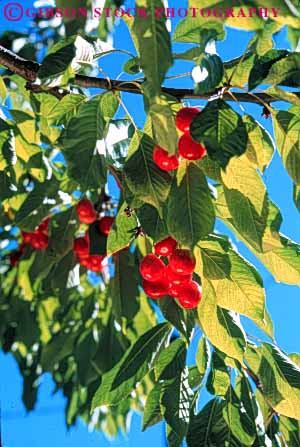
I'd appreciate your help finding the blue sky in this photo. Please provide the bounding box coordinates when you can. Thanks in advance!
[1,1,300,446]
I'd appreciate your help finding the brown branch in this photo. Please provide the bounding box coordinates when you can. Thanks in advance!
[107,165,123,190]
[0,44,299,104]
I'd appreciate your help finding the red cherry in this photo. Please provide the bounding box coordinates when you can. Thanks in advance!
[169,249,196,275]
[175,107,200,133]
[140,254,166,282]
[88,255,105,272]
[178,134,207,161]
[153,145,179,172]
[31,233,49,250]
[19,243,26,253]
[168,282,182,298]
[166,265,192,286]
[154,236,177,257]
[9,251,22,267]
[142,278,170,299]
[76,199,97,224]
[73,237,89,257]
[78,256,90,268]
[99,216,115,236]
[177,281,202,309]
[22,230,34,244]
[37,217,50,234]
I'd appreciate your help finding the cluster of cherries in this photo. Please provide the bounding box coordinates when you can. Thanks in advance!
[10,217,50,266]
[73,198,115,273]
[140,236,202,309]
[153,107,207,172]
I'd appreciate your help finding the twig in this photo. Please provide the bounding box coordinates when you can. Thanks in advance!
[0,44,299,104]
[107,165,123,190]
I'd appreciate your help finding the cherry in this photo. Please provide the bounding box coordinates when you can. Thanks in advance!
[88,255,105,272]
[78,256,90,269]
[30,233,48,250]
[153,145,179,172]
[168,282,182,298]
[178,134,207,161]
[167,266,192,298]
[169,249,196,275]
[76,199,97,224]
[154,236,177,257]
[99,216,115,236]
[37,217,50,234]
[166,265,192,286]
[22,230,34,244]
[73,237,89,257]
[9,250,22,267]
[142,278,170,299]
[177,281,202,309]
[175,107,200,133]
[140,254,166,282]
[19,243,26,253]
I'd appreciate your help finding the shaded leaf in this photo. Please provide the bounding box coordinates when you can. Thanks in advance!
[167,163,215,248]
[190,99,248,167]
[124,131,171,213]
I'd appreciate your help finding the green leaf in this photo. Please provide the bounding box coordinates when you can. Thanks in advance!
[0,76,7,104]
[264,86,300,105]
[190,99,248,167]
[154,339,186,381]
[133,0,172,97]
[223,52,256,87]
[38,37,76,84]
[246,343,300,419]
[41,331,77,371]
[142,383,163,430]
[194,54,224,95]
[223,385,256,446]
[160,367,193,444]
[137,204,168,243]
[235,374,270,446]
[195,240,273,338]
[124,131,171,213]
[217,193,300,285]
[62,96,107,190]
[173,16,225,44]
[196,336,210,376]
[123,57,141,74]
[273,109,300,184]
[92,323,170,407]
[88,221,107,256]
[107,202,138,256]
[195,154,221,182]
[206,351,230,398]
[221,156,268,252]
[74,330,98,386]
[167,163,215,248]
[198,279,246,363]
[47,93,86,126]
[242,114,275,173]
[15,179,59,226]
[187,399,235,447]
[288,26,300,50]
[0,119,15,168]
[111,250,140,323]
[149,99,178,155]
[248,49,289,90]
[262,53,300,88]
[279,416,300,447]
[158,296,195,341]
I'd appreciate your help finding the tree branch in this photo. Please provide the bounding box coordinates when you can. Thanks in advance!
[0,44,298,104]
